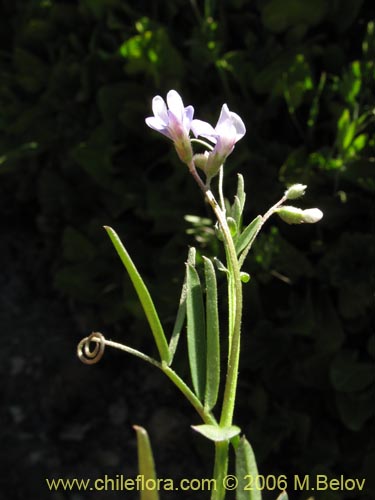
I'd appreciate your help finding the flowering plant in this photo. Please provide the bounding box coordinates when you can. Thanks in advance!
[78,90,323,500]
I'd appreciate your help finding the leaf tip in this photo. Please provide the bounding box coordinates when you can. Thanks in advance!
[133,424,147,436]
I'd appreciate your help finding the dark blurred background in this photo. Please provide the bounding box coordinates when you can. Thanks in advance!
[0,1,374,499]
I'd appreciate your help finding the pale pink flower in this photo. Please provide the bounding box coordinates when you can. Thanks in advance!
[146,90,194,163]
[191,104,246,179]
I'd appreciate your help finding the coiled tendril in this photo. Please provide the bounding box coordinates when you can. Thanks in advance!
[77,332,105,365]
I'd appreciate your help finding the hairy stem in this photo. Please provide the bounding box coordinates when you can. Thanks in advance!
[238,194,287,269]
[188,161,243,500]
[203,189,243,427]
[211,441,229,500]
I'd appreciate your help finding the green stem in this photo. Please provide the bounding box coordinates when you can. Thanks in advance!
[226,249,236,356]
[262,194,287,223]
[188,161,243,500]
[208,191,242,500]
[204,189,243,428]
[218,166,226,213]
[211,441,229,500]
[238,195,287,269]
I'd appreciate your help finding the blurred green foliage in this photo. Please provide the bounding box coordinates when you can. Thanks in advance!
[1,0,374,498]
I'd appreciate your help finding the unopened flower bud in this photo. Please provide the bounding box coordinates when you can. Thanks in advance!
[285,184,307,200]
[302,208,324,223]
[226,217,237,237]
[276,206,305,224]
[276,206,323,224]
[193,152,209,171]
[240,271,250,283]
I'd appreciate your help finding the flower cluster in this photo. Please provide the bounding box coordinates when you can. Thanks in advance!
[146,90,245,183]
[146,90,323,226]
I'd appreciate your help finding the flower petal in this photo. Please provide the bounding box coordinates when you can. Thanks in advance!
[215,104,246,144]
[185,105,194,122]
[229,111,246,141]
[216,119,237,150]
[167,111,185,141]
[166,90,184,121]
[152,96,168,125]
[215,104,232,131]
[145,117,172,139]
[191,119,217,141]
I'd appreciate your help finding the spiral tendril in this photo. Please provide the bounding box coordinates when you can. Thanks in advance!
[77,332,105,365]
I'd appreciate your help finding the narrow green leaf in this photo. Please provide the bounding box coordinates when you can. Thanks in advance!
[338,108,350,134]
[186,262,206,401]
[236,173,246,213]
[192,424,241,442]
[104,227,170,363]
[343,122,357,151]
[168,248,196,364]
[203,257,220,411]
[236,436,261,500]
[350,133,367,153]
[337,108,357,152]
[231,196,243,231]
[214,257,229,275]
[187,247,197,266]
[236,215,263,255]
[133,426,159,500]
[308,71,326,128]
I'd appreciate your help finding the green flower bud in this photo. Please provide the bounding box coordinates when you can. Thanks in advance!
[226,217,237,237]
[284,184,307,200]
[276,206,305,224]
[276,206,323,224]
[193,152,209,171]
[215,218,238,240]
[240,272,250,283]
